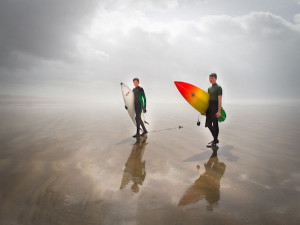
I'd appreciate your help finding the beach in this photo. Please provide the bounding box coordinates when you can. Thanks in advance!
[0,101,299,225]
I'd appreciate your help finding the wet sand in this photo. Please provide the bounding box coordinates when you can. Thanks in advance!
[0,101,299,225]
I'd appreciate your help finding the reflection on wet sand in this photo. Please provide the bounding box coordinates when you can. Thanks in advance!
[178,147,226,211]
[120,135,148,193]
[1,103,299,224]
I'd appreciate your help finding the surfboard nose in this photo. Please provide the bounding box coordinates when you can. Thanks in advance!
[174,81,182,88]
[174,81,183,84]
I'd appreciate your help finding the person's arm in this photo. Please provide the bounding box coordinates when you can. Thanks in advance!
[216,86,222,118]
[138,88,147,112]
[217,95,222,117]
[141,91,146,113]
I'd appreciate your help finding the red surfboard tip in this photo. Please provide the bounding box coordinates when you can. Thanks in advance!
[174,81,182,85]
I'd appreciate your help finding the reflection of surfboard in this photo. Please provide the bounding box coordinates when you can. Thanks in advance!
[121,83,146,126]
[174,81,226,122]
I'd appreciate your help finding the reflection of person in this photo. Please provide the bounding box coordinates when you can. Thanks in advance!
[178,148,226,211]
[205,73,223,148]
[132,78,147,138]
[120,135,148,193]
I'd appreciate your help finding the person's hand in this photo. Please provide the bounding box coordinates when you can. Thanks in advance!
[216,111,221,118]
[125,106,128,110]
[143,107,147,113]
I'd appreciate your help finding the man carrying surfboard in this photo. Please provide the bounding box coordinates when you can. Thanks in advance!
[132,78,147,138]
[206,73,222,148]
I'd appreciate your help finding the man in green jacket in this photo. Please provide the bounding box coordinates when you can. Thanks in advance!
[132,78,147,138]
[205,73,222,148]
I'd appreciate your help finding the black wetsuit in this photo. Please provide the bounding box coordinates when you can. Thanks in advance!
[205,83,222,143]
[133,86,147,134]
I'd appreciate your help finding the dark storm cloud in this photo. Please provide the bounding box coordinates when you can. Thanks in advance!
[0,0,99,69]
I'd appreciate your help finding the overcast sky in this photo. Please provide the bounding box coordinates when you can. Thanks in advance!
[0,0,299,103]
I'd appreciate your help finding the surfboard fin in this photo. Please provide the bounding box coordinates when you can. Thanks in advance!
[144,121,149,125]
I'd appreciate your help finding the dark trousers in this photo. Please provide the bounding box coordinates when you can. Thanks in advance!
[205,101,219,142]
[135,102,146,134]
[208,119,219,142]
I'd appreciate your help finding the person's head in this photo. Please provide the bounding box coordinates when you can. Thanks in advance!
[133,78,140,87]
[209,73,217,84]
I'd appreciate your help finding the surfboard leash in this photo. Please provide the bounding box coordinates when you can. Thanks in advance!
[148,126,183,133]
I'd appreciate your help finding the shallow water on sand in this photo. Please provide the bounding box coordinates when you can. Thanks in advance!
[0,102,299,225]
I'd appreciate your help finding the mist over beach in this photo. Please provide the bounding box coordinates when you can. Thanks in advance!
[1,0,300,224]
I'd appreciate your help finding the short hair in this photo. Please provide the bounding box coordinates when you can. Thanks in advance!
[209,73,217,78]
[133,78,139,82]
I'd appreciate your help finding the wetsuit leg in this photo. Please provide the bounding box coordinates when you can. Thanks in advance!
[207,122,216,140]
[140,115,147,132]
[208,124,214,137]
[206,100,219,143]
[212,118,219,142]
[135,103,147,133]
[135,102,141,134]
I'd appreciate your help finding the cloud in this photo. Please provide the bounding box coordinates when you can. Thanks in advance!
[0,1,299,102]
[0,0,99,68]
[74,10,300,101]
[107,0,179,11]
[294,14,300,23]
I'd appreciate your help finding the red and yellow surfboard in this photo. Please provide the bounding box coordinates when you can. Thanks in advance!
[174,81,226,122]
[174,81,210,115]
